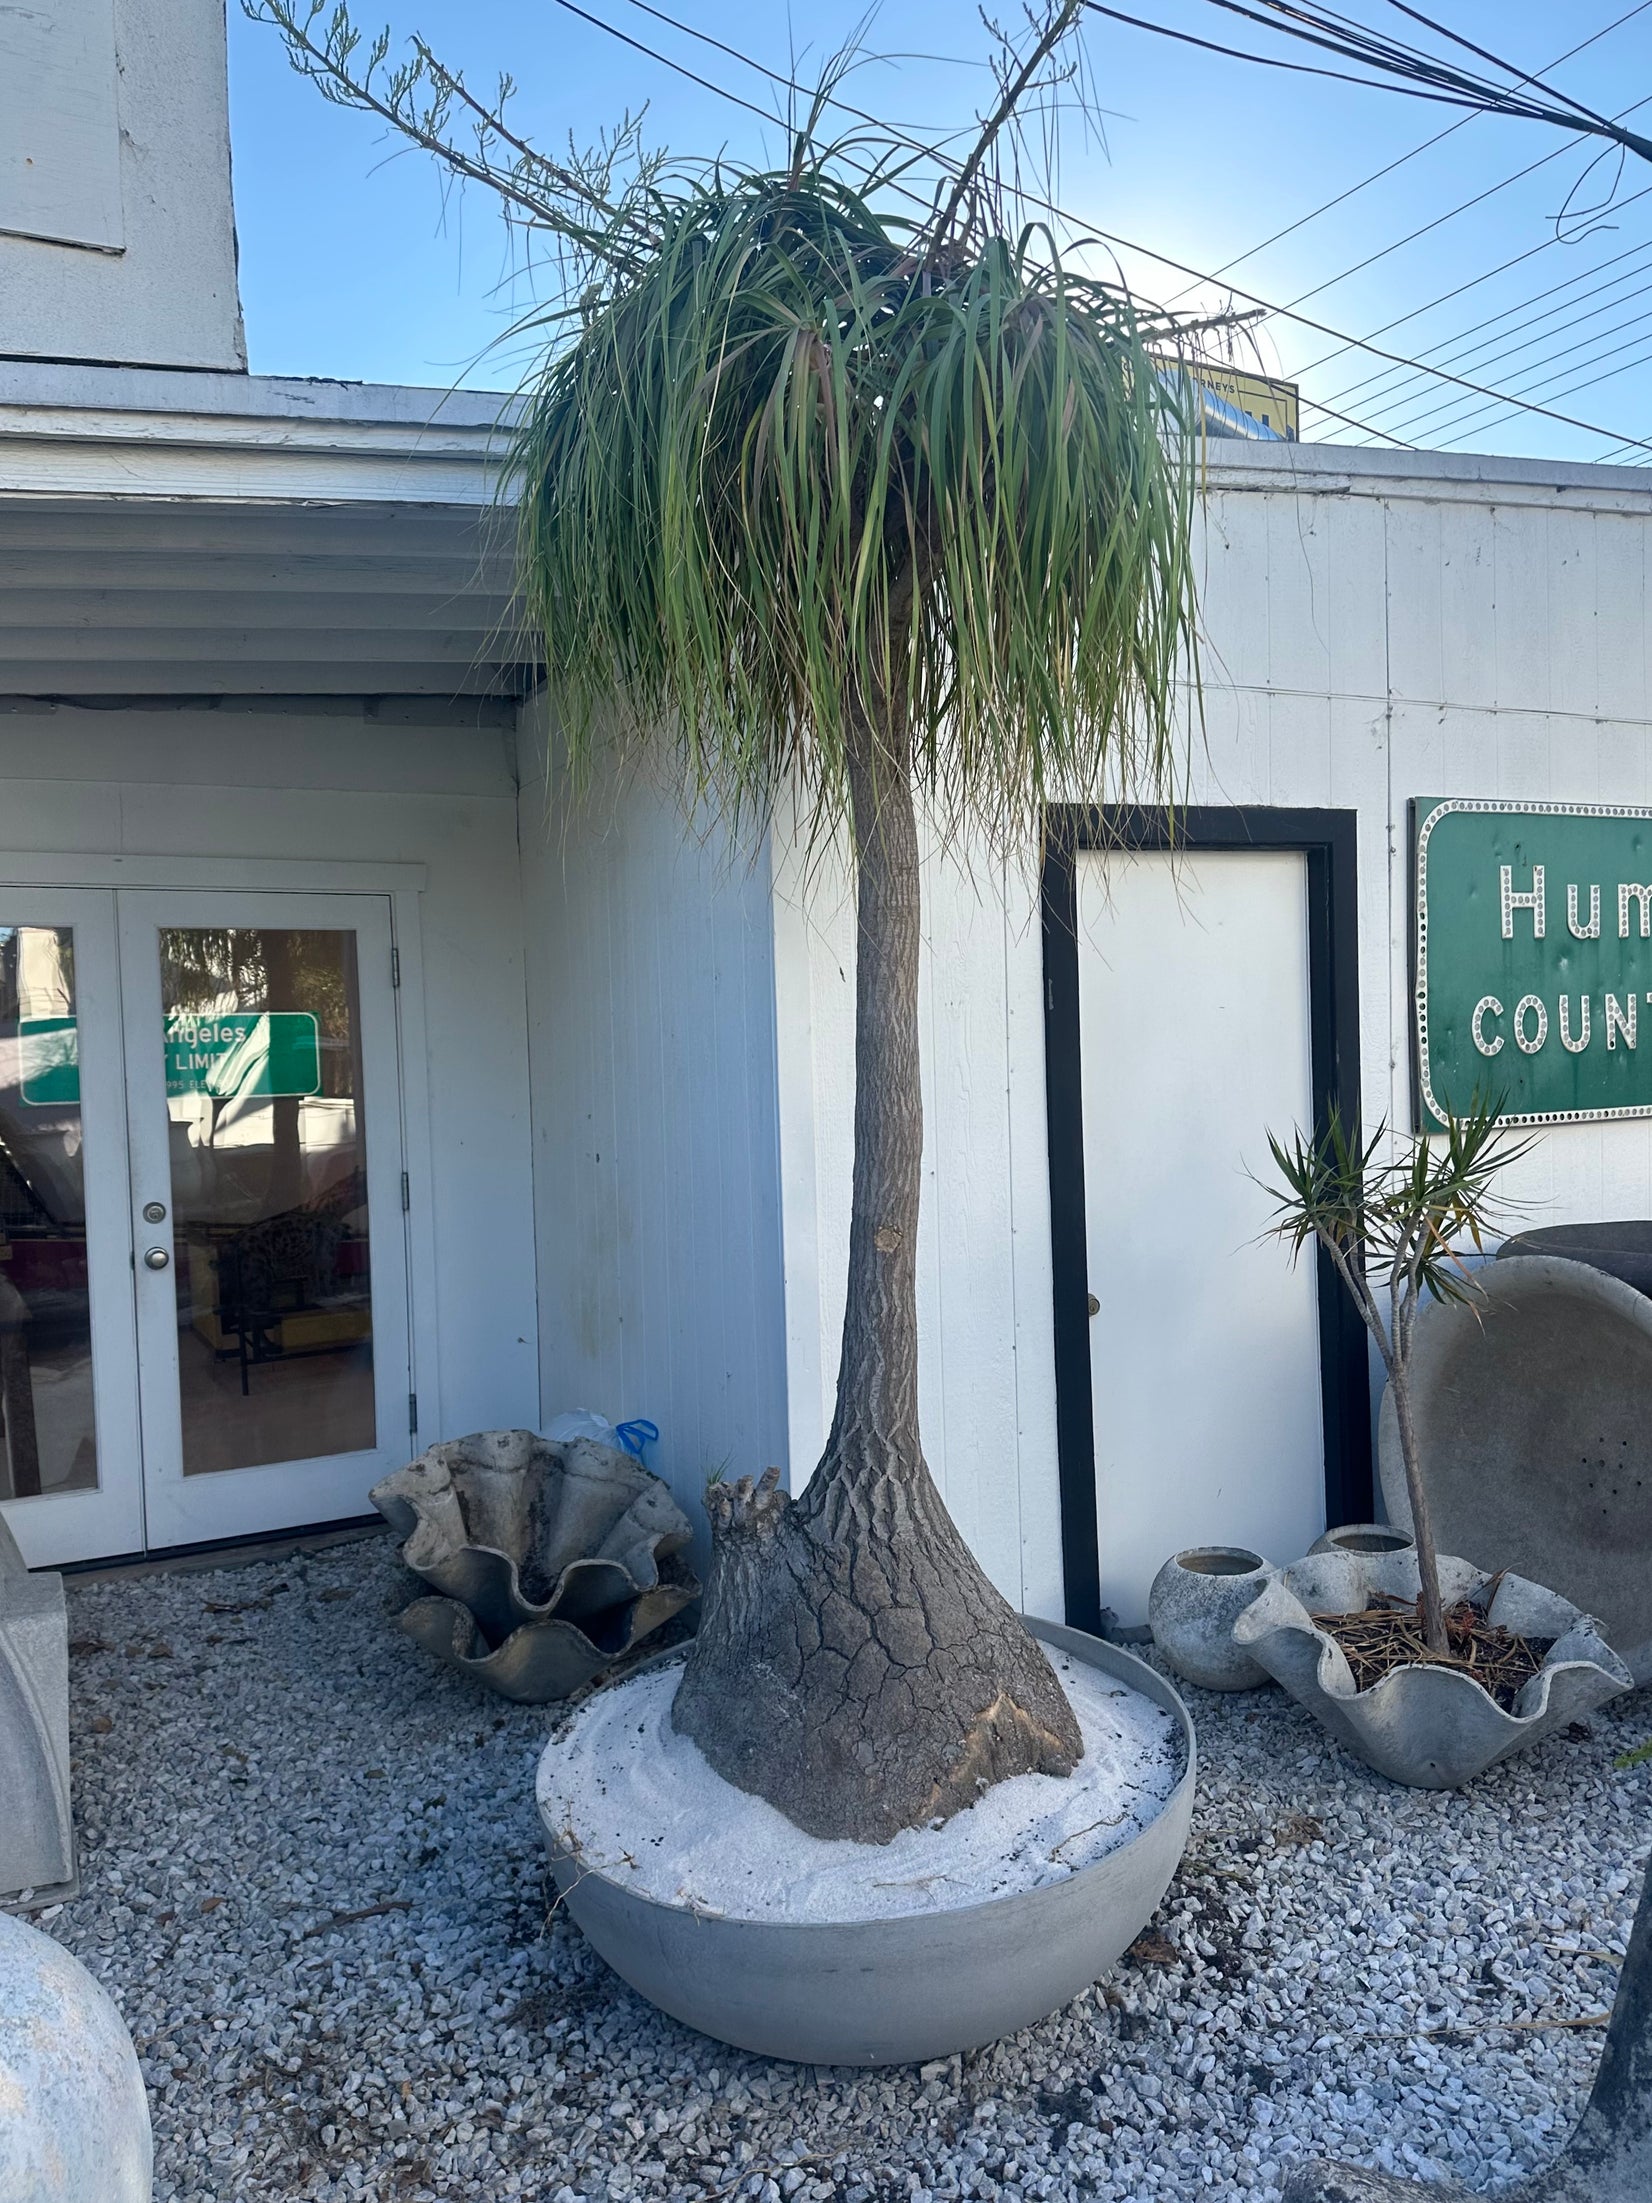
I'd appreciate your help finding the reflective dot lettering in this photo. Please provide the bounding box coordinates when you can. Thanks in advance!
[1514,995,1548,1053]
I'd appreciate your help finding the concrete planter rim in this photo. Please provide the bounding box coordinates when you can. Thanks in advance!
[536,1620,1196,2063]
[541,1621,1195,1941]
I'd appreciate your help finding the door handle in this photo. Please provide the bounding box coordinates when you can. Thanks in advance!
[143,1247,171,1272]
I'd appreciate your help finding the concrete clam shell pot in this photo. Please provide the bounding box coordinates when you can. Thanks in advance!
[1232,1547,1632,1790]
[371,1429,699,1703]
[536,1621,1196,2066]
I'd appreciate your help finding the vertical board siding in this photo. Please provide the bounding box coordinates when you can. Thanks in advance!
[517,704,789,1554]
[772,465,1652,1611]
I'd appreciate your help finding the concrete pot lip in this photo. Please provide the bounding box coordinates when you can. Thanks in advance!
[536,1618,1196,1942]
[1309,1523,1414,1559]
[1160,1545,1272,1581]
[1233,1547,1633,1787]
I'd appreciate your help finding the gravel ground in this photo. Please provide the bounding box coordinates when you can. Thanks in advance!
[44,1530,1652,2203]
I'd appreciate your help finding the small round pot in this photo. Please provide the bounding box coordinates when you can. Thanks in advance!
[536,1621,1194,2066]
[1147,1547,1275,1691]
[1309,1523,1415,1560]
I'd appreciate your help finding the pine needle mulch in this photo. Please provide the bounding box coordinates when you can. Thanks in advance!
[1312,1584,1554,1711]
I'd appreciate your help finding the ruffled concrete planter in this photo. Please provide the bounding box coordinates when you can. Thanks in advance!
[536,1621,1195,2066]
[1232,1547,1632,1789]
[1147,1546,1275,1690]
[371,1429,698,1703]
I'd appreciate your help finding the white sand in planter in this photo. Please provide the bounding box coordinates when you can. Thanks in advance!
[539,1651,1182,1924]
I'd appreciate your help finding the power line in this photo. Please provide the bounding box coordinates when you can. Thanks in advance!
[1317,224,1652,412]
[533,0,1652,459]
[1327,238,1652,426]
[1161,0,1652,304]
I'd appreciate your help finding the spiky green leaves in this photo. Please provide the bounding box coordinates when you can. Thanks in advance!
[510,162,1198,846]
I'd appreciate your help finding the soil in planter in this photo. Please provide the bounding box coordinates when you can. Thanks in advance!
[1312,1590,1555,1711]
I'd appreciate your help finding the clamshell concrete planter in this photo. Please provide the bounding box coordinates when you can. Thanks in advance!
[1233,1548,1632,1789]
[371,1429,698,1703]
[0,1910,152,2201]
[536,1621,1195,2066]
[1148,1547,1275,1690]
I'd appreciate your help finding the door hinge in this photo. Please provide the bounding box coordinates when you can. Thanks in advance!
[408,1392,419,1434]
[400,1171,410,1213]
[391,945,401,988]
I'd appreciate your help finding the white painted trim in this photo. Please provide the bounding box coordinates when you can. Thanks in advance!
[0,853,427,892]
[390,888,444,1446]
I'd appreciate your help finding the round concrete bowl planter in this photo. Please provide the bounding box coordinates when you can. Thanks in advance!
[1308,1523,1415,1560]
[535,1621,1195,2066]
[1232,1547,1633,1790]
[1147,1546,1275,1690]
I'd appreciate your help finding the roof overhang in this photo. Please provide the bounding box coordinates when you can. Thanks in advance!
[0,363,534,698]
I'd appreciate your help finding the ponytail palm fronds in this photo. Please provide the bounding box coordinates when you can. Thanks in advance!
[513,162,1199,847]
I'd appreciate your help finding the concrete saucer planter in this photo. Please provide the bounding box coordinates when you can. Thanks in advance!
[1232,1547,1632,1789]
[536,1620,1196,2066]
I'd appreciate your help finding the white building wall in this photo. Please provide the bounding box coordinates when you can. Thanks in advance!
[0,0,246,371]
[516,698,789,1550]
[772,444,1652,1615]
[0,700,540,1445]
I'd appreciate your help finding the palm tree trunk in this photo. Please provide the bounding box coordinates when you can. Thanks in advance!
[672,703,1084,1843]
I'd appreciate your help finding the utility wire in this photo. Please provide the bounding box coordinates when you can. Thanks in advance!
[1327,238,1652,424]
[1161,0,1652,304]
[1318,222,1652,411]
[535,0,1652,458]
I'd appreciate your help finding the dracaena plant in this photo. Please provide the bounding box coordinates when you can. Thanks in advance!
[1263,1100,1530,1657]
[252,0,1216,1842]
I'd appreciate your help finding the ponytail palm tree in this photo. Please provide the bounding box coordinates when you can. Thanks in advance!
[256,0,1203,1842]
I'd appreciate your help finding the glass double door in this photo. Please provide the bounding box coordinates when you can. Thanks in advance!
[0,888,411,1567]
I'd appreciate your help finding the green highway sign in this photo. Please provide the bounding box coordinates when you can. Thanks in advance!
[17,1016,78,1107]
[164,1012,320,1099]
[1415,798,1652,1128]
[16,1011,321,1107]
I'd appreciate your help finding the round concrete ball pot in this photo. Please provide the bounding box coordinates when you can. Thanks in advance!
[0,1910,152,2202]
[1147,1546,1275,1690]
[1309,1523,1415,1560]
[537,1621,1195,2066]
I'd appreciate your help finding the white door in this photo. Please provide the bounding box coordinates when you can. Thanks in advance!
[0,892,144,1564]
[118,891,412,1550]
[1077,848,1325,1624]
[0,886,412,1564]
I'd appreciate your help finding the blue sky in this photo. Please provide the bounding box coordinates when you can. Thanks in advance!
[228,1,1652,465]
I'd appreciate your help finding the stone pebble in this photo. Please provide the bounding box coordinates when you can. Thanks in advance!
[43,1532,1651,2203]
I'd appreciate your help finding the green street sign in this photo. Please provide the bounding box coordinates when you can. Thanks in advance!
[16,1011,321,1107]
[165,1012,321,1099]
[1414,798,1652,1128]
[18,1016,78,1106]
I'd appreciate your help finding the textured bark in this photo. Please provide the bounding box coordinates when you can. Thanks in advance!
[672,704,1083,1843]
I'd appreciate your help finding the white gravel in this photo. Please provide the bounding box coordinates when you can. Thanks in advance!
[42,1530,1652,2203]
[543,1652,1180,1921]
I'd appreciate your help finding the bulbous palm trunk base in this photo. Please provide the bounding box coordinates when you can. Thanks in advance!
[671,1454,1083,1844]
[1285,1850,1652,2202]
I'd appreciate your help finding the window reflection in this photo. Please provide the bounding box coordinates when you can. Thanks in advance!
[162,929,376,1476]
[0,926,97,1500]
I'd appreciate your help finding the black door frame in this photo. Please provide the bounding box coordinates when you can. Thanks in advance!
[1041,804,1371,1635]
